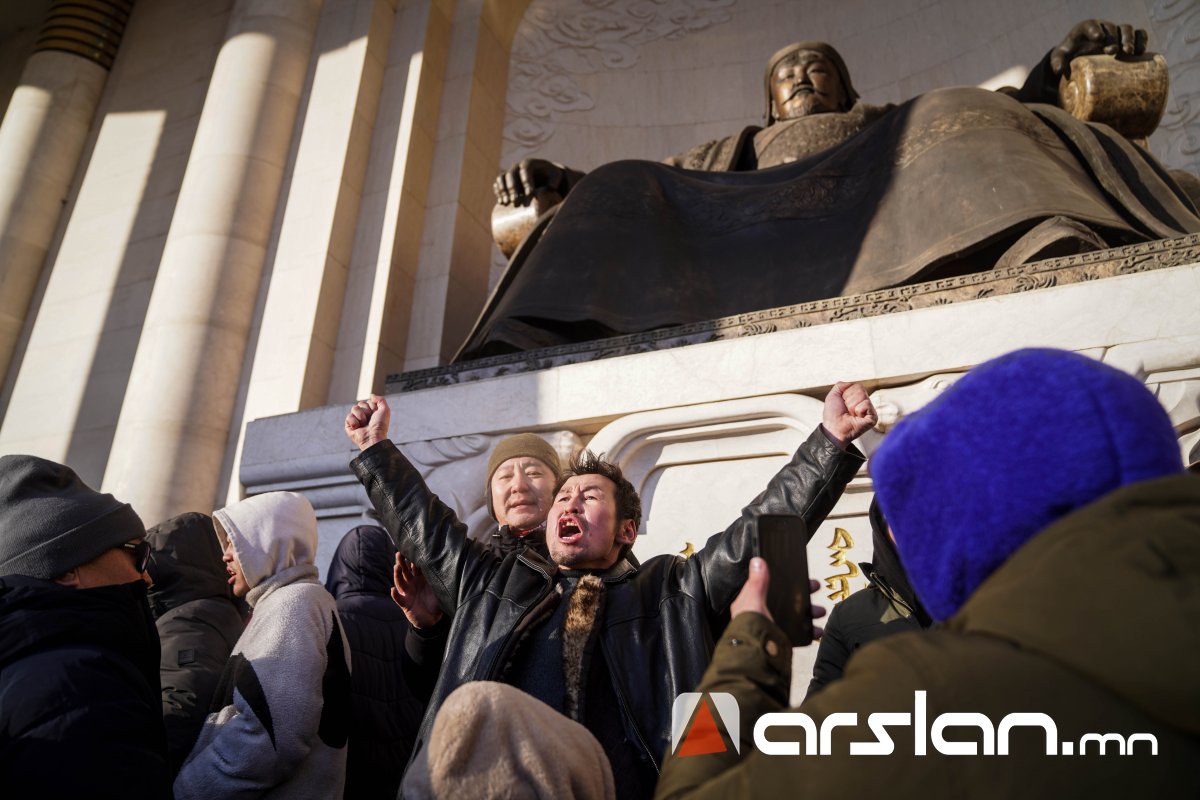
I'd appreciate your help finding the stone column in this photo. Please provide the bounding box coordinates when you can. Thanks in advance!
[403,0,527,370]
[103,0,322,523]
[0,0,133,386]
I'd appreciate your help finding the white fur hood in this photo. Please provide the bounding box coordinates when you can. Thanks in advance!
[213,492,316,603]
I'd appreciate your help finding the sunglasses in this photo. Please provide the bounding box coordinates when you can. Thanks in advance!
[121,540,151,573]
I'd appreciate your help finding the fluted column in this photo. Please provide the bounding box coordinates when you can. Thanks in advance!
[103,0,322,523]
[0,0,132,385]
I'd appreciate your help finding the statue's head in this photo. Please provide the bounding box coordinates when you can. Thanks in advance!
[764,41,858,124]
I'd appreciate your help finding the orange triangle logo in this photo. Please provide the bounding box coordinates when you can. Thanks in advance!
[677,699,728,756]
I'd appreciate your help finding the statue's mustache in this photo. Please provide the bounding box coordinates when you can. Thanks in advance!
[785,85,825,102]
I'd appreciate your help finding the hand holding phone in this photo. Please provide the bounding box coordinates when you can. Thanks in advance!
[752,514,814,646]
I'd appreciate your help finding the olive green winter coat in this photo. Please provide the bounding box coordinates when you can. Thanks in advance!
[656,474,1200,799]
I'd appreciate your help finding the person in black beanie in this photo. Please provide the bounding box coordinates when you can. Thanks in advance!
[0,454,172,799]
[807,498,932,696]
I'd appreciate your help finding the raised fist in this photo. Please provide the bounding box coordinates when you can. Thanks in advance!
[344,395,391,451]
[822,381,878,447]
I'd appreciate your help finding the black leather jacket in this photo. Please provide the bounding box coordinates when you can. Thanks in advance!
[351,427,863,776]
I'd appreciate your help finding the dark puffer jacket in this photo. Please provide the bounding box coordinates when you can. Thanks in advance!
[325,525,429,800]
[807,498,931,695]
[146,511,246,775]
[0,576,172,798]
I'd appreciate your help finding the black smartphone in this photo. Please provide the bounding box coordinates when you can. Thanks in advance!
[752,513,813,646]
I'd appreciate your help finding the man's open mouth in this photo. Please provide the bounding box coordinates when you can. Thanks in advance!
[557,517,583,543]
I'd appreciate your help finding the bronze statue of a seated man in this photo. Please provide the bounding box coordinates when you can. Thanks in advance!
[457,21,1199,362]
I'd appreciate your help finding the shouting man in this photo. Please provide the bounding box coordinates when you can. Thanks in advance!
[345,383,876,797]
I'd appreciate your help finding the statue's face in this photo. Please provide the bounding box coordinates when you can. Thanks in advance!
[770,50,846,119]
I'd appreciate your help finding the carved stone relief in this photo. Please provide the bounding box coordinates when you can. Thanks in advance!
[1181,428,1200,467]
[869,373,965,433]
[1106,335,1200,464]
[503,0,737,160]
[865,337,1200,464]
[589,394,820,554]
[1149,0,1200,175]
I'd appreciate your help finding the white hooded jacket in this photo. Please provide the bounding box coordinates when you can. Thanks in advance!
[175,492,351,800]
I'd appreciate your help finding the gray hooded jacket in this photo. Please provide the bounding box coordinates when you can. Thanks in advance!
[174,492,351,800]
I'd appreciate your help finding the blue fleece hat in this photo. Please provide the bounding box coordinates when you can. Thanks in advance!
[870,348,1182,621]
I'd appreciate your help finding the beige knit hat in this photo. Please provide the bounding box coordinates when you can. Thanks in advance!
[402,681,615,800]
[484,434,561,520]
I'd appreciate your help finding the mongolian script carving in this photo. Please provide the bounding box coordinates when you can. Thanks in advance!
[824,527,860,603]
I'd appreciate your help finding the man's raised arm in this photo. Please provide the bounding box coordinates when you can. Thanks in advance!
[345,395,474,615]
[692,382,877,616]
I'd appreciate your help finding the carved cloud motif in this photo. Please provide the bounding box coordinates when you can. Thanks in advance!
[504,0,738,157]
[1150,0,1200,174]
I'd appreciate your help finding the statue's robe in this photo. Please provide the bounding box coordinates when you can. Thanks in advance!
[457,87,1200,361]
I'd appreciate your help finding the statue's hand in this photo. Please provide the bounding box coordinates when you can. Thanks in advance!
[493,158,581,206]
[1050,20,1148,77]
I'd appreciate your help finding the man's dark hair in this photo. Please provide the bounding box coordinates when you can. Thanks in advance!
[559,450,642,530]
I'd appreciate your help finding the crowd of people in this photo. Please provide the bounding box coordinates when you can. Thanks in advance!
[0,347,1197,799]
